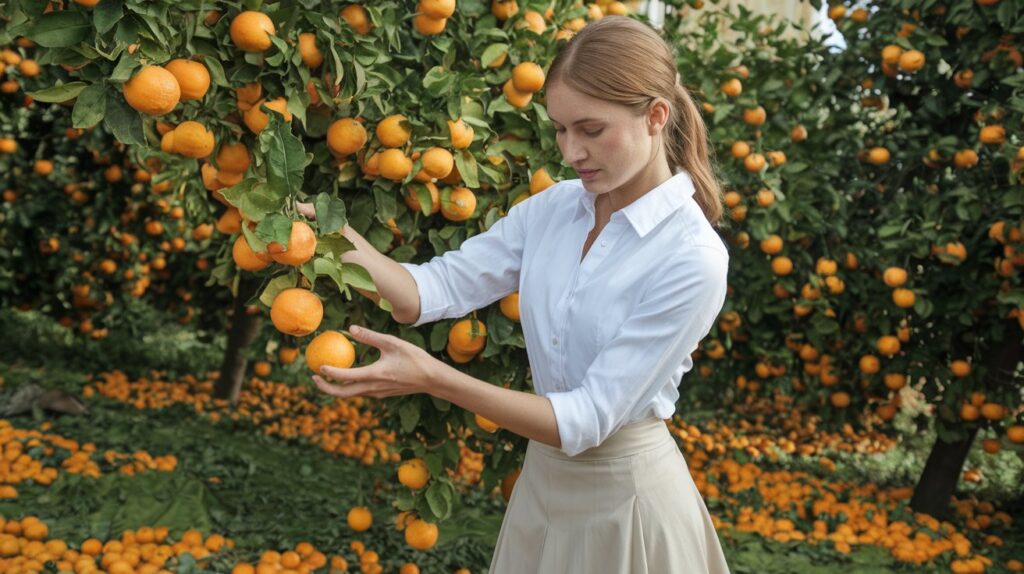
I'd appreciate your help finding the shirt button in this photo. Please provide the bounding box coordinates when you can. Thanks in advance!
[552,337,559,347]
[600,240,607,247]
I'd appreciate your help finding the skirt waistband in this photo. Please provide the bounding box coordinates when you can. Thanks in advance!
[530,417,670,462]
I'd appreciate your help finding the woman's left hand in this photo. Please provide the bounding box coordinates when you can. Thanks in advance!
[311,325,440,399]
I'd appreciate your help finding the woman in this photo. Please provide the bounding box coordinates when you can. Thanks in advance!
[311,15,731,573]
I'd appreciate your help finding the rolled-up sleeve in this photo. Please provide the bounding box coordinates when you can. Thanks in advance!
[398,194,533,328]
[545,245,729,457]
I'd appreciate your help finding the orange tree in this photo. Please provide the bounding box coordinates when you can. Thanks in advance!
[666,0,1024,519]
[5,0,638,533]
[0,42,224,355]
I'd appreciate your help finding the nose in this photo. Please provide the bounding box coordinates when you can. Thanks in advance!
[558,133,587,165]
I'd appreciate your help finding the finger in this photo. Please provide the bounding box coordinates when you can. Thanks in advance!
[319,363,380,383]
[345,325,394,351]
[313,375,374,399]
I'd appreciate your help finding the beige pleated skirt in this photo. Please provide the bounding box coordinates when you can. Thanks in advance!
[489,417,730,573]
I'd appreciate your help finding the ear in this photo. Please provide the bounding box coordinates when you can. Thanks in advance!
[647,97,672,136]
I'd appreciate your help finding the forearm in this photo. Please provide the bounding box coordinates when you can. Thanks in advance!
[428,361,562,449]
[340,225,421,324]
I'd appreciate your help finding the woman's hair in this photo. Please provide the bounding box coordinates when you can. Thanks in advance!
[546,16,723,226]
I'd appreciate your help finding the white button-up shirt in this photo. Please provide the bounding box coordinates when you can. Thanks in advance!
[399,170,730,457]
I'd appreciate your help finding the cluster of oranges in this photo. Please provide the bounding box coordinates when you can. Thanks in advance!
[0,419,175,500]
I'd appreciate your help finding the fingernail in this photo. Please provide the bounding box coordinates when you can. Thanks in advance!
[351,326,361,335]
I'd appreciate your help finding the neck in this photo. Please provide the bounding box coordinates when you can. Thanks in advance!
[605,155,674,213]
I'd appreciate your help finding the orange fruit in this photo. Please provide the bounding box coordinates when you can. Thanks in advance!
[881,44,903,64]
[340,4,373,35]
[327,118,368,156]
[866,147,891,165]
[232,235,271,271]
[162,121,215,159]
[244,97,292,133]
[253,360,272,377]
[892,288,915,308]
[447,118,475,150]
[876,335,901,357]
[217,142,251,173]
[405,181,441,214]
[759,234,783,255]
[268,220,317,266]
[270,288,324,336]
[499,293,519,321]
[230,11,276,52]
[475,413,500,432]
[742,106,766,126]
[404,519,438,550]
[830,391,850,408]
[982,438,1001,454]
[980,403,1005,421]
[980,125,1006,145]
[347,506,373,532]
[730,141,751,159]
[413,14,447,36]
[511,62,545,93]
[898,49,925,72]
[492,0,519,21]
[441,187,476,221]
[791,125,808,142]
[33,159,54,175]
[950,360,971,378]
[960,404,980,422]
[399,564,421,574]
[378,148,413,181]
[397,458,430,489]
[502,79,533,108]
[298,33,323,68]
[278,346,299,365]
[123,65,180,115]
[953,149,978,168]
[217,207,243,234]
[164,59,211,100]
[743,153,766,172]
[883,372,906,390]
[448,319,487,354]
[376,114,411,148]
[530,167,555,194]
[18,59,40,77]
[883,267,907,287]
[235,82,263,111]
[305,331,356,373]
[1007,425,1024,444]
[421,0,456,18]
[720,78,742,97]
[501,468,521,502]
[770,256,792,275]
[420,147,454,179]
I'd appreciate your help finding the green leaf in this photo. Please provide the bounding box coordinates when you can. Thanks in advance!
[422,65,453,97]
[399,401,420,433]
[424,481,452,521]
[94,0,125,35]
[236,183,287,222]
[313,257,348,296]
[27,12,91,48]
[27,82,88,103]
[258,275,297,308]
[261,113,308,198]
[72,83,108,128]
[254,214,294,247]
[455,150,479,188]
[313,193,347,235]
[481,43,508,68]
[340,262,376,291]
[317,235,356,260]
[102,92,144,145]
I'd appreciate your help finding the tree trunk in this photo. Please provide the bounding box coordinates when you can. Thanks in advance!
[213,277,263,404]
[910,332,1023,518]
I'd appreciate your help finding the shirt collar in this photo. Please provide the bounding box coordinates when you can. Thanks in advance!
[574,170,696,238]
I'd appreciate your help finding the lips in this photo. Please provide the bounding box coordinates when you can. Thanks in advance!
[577,168,599,178]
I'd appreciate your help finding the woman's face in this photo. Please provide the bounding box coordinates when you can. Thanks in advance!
[546,81,666,195]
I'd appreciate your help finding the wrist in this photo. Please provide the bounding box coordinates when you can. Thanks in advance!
[425,358,455,400]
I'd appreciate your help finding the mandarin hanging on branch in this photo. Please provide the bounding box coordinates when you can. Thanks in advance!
[230,11,276,52]
[122,65,180,116]
[163,59,210,100]
[270,288,324,336]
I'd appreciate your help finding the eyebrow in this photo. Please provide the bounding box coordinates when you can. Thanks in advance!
[551,117,602,126]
